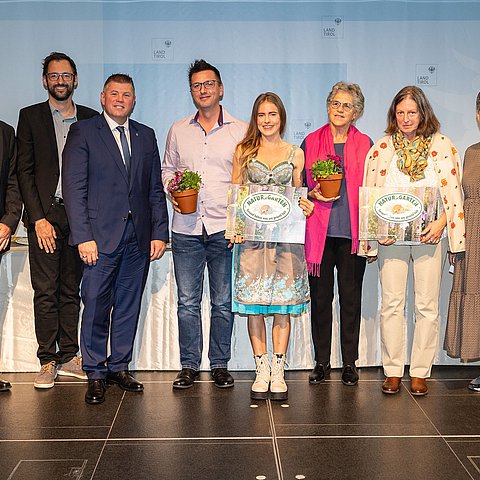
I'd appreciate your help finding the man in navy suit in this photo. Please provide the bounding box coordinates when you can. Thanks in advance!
[62,74,169,404]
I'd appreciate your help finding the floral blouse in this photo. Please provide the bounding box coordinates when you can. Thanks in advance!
[359,132,465,255]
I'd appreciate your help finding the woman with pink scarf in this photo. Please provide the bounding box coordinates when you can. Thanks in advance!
[302,82,371,386]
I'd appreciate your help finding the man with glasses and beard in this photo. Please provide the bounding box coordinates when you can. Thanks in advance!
[17,52,98,389]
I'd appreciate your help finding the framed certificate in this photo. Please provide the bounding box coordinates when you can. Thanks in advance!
[225,184,308,244]
[359,186,444,245]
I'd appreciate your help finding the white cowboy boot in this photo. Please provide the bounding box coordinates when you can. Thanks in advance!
[270,353,288,401]
[251,354,270,400]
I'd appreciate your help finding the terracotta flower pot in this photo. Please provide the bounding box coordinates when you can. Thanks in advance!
[318,174,343,199]
[172,189,199,214]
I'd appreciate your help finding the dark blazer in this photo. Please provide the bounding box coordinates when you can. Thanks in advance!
[0,121,22,245]
[62,114,169,254]
[16,100,98,225]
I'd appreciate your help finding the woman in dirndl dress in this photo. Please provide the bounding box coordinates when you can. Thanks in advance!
[230,92,313,400]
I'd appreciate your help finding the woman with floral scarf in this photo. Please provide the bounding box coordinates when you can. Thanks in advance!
[361,86,464,396]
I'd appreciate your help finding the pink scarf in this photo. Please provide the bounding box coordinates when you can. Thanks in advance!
[305,123,371,276]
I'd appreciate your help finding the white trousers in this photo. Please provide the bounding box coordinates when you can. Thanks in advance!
[377,240,446,378]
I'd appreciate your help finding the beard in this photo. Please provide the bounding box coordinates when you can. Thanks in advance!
[48,82,74,101]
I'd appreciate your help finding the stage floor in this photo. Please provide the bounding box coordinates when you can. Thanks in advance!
[0,367,479,479]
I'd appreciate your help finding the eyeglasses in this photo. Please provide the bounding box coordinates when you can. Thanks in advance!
[329,100,354,112]
[46,72,75,81]
[190,80,217,92]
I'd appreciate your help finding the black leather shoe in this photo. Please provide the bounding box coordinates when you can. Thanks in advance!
[309,362,331,384]
[173,368,199,389]
[0,378,12,391]
[211,368,234,388]
[341,364,359,386]
[85,379,106,405]
[106,371,143,392]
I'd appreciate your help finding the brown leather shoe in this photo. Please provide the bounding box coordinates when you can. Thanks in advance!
[410,377,428,396]
[382,377,402,394]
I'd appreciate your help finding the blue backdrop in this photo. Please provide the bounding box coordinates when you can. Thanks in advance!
[1,0,479,155]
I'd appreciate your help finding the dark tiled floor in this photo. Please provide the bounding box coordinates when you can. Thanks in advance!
[0,366,479,480]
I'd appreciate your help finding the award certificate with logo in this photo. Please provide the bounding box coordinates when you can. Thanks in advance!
[359,186,444,245]
[226,184,308,244]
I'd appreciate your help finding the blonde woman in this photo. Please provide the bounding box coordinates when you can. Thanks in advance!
[230,92,313,400]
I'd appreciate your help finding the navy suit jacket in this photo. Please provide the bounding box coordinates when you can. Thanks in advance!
[62,114,169,254]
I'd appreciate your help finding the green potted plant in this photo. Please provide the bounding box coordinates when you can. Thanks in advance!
[310,154,343,198]
[167,170,202,214]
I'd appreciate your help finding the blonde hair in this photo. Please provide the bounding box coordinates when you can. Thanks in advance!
[236,92,287,172]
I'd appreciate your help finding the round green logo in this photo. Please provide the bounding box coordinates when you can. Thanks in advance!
[241,192,292,223]
[374,192,423,223]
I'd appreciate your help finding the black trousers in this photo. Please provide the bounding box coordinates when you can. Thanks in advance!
[309,236,366,365]
[27,203,83,365]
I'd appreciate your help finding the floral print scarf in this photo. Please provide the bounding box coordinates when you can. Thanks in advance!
[393,130,432,182]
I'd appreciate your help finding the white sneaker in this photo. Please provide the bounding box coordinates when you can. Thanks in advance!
[468,375,480,392]
[34,361,57,389]
[270,353,287,401]
[251,354,270,400]
[57,355,87,380]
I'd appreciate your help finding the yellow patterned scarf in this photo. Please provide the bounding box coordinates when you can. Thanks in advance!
[393,131,432,182]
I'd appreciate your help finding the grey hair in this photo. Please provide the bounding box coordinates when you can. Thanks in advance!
[326,81,365,121]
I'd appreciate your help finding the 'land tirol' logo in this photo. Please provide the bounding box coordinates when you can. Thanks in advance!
[374,192,423,223]
[241,192,291,223]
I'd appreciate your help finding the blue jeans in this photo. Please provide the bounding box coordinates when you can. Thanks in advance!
[172,230,233,370]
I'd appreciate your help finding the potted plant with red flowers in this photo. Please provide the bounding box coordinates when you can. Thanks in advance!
[310,154,343,198]
[167,170,202,214]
